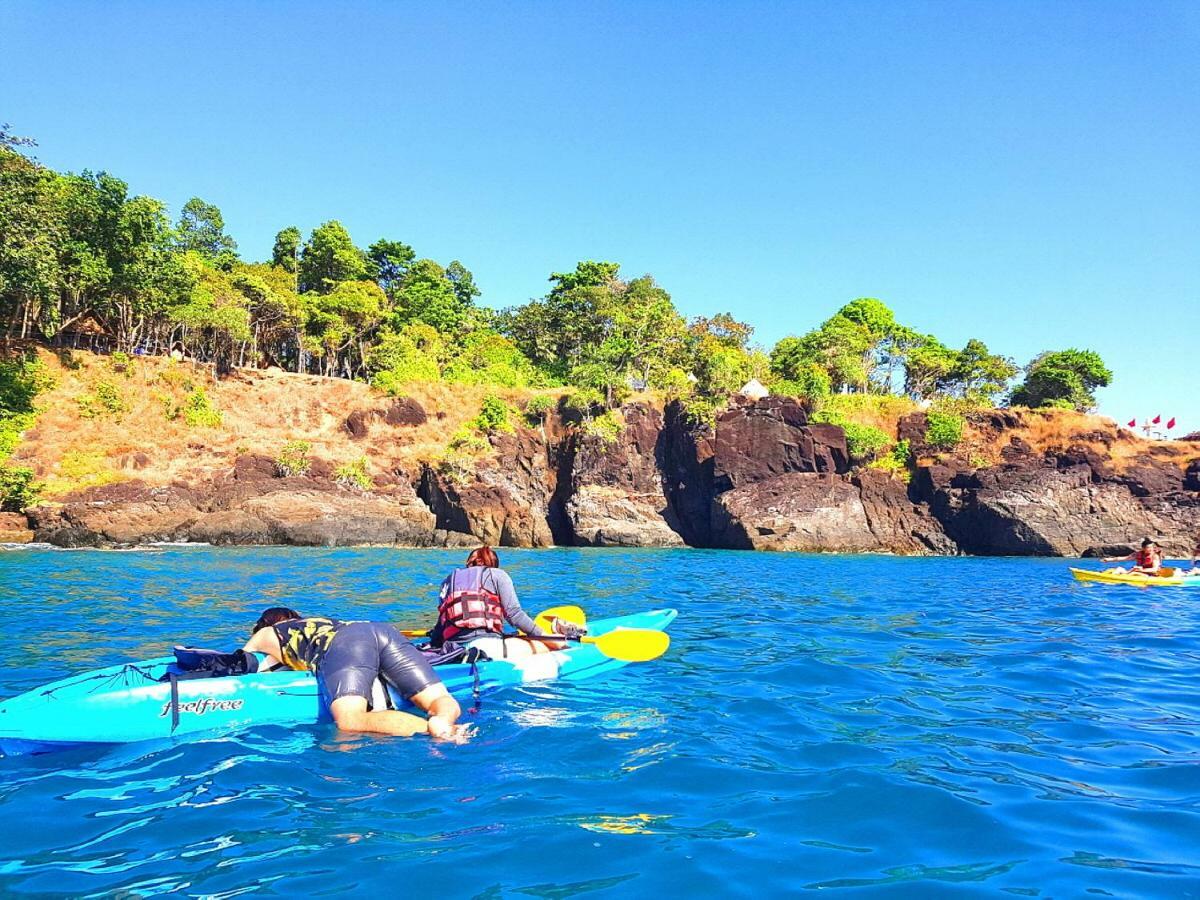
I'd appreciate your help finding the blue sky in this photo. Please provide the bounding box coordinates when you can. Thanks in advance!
[2,1,1197,431]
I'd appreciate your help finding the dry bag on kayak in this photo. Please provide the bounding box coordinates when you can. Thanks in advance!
[159,647,260,680]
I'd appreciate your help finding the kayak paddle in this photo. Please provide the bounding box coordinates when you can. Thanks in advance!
[520,627,670,663]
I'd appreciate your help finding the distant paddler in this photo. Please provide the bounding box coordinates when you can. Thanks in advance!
[243,608,468,742]
[1101,538,1163,577]
[428,545,585,660]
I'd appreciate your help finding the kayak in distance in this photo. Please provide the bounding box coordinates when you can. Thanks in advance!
[0,609,676,756]
[1070,567,1200,587]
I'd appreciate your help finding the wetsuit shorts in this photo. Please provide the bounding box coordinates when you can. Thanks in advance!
[320,622,440,704]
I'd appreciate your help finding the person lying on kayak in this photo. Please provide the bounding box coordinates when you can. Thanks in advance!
[429,545,584,660]
[243,610,467,742]
[1102,538,1163,576]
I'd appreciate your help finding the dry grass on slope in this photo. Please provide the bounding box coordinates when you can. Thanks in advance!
[963,407,1200,472]
[12,349,557,498]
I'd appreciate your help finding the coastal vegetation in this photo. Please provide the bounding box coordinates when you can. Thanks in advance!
[0,126,1123,509]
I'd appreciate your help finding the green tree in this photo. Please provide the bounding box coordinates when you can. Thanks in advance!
[1009,349,1112,411]
[944,338,1017,403]
[174,197,237,268]
[396,258,470,332]
[0,134,62,337]
[271,226,301,275]
[902,334,958,400]
[688,312,754,350]
[367,238,415,298]
[445,260,480,307]
[299,221,370,293]
[230,262,303,368]
[172,253,251,374]
[302,279,388,377]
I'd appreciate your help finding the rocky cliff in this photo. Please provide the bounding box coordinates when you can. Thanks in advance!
[7,351,1199,555]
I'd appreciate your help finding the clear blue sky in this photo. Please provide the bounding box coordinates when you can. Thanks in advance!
[2,1,1197,431]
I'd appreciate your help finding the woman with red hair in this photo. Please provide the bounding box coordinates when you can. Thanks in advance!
[429,546,579,659]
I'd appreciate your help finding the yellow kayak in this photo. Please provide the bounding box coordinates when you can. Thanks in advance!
[1070,567,1198,587]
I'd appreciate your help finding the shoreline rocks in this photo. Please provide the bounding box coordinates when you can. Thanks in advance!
[13,400,1200,554]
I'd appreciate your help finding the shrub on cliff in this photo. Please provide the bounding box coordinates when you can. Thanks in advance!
[0,464,38,512]
[868,439,912,481]
[561,388,605,421]
[524,394,555,425]
[182,387,222,427]
[581,410,622,445]
[925,410,965,449]
[335,456,371,490]
[276,440,312,476]
[472,395,513,435]
[1,355,53,458]
[78,379,127,421]
[813,407,891,463]
[680,396,722,430]
[41,450,120,496]
[769,365,831,402]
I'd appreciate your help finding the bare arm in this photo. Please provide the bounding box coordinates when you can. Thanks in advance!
[492,569,545,636]
[242,627,284,667]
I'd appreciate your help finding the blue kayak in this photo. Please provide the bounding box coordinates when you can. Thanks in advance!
[0,609,677,756]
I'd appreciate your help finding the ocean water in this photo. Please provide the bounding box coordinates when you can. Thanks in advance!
[1,547,1198,898]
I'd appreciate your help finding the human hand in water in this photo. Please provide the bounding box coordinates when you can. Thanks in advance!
[427,715,474,744]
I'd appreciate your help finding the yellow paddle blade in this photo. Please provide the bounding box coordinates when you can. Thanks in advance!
[534,605,587,635]
[399,628,428,638]
[587,628,670,663]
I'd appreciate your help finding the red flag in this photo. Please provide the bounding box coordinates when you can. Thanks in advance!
[1152,415,1161,424]
[1168,417,1176,429]
[1127,419,1137,427]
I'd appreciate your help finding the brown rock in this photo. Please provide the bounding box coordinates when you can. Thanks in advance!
[191,489,437,546]
[383,398,427,427]
[916,461,1187,556]
[568,404,684,547]
[343,409,372,439]
[233,454,277,482]
[711,472,879,552]
[712,397,848,492]
[853,469,957,554]
[660,400,717,547]
[1186,461,1200,492]
[0,512,34,544]
[28,482,201,546]
[417,427,558,547]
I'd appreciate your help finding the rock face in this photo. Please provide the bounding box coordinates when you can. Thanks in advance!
[417,428,558,548]
[28,456,445,548]
[0,511,35,543]
[712,397,848,491]
[712,472,878,551]
[13,397,1200,554]
[567,404,684,547]
[913,452,1200,557]
[344,397,428,439]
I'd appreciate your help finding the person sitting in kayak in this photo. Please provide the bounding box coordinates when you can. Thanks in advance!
[1188,534,1200,576]
[1102,538,1163,576]
[243,611,467,742]
[429,545,583,660]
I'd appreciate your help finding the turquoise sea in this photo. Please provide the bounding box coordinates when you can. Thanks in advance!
[1,547,1198,897]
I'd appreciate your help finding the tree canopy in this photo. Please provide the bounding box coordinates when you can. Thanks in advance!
[0,132,1112,419]
[1009,349,1112,411]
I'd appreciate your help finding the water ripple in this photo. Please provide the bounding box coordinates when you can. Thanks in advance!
[3,549,1200,895]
